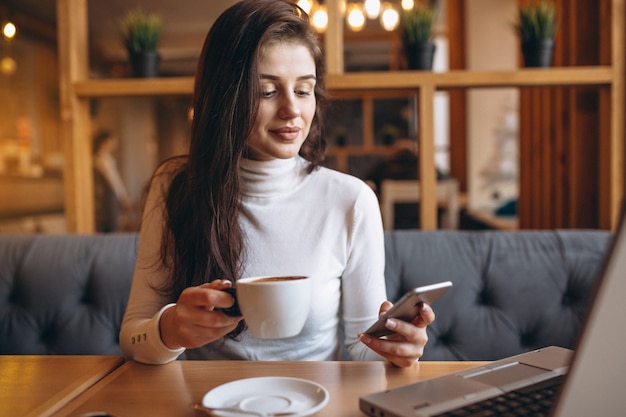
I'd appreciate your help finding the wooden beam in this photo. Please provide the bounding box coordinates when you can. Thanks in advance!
[418,84,437,230]
[609,0,625,228]
[447,0,468,193]
[324,0,343,74]
[57,0,94,233]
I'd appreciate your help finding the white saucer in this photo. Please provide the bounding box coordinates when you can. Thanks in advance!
[202,376,329,417]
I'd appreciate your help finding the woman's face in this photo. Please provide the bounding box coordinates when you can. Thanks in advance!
[245,42,317,161]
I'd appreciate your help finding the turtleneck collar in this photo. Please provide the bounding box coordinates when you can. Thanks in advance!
[240,156,310,198]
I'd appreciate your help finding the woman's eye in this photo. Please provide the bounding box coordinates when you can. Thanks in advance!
[262,90,277,98]
[296,90,312,97]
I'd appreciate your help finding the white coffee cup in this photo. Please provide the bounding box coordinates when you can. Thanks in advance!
[236,275,311,339]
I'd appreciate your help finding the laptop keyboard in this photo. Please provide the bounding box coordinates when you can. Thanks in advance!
[433,375,564,417]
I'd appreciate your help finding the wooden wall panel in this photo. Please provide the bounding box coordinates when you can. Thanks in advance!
[447,0,467,192]
[518,0,607,229]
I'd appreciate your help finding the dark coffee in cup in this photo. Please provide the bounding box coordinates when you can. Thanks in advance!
[252,276,306,283]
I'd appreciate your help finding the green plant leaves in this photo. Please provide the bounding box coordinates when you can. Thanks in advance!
[119,8,162,53]
[400,5,434,44]
[516,1,559,42]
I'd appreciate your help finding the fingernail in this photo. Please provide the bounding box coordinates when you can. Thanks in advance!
[386,319,397,329]
[359,333,372,344]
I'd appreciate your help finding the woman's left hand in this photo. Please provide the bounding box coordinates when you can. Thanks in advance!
[358,301,435,368]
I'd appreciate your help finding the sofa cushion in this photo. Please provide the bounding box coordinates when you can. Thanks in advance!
[0,234,138,354]
[384,230,612,360]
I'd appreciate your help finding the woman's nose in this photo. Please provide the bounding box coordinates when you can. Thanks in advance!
[278,94,301,118]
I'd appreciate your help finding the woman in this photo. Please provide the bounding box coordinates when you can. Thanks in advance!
[120,0,434,366]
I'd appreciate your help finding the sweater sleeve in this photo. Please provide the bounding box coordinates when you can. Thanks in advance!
[119,169,186,364]
[341,182,387,361]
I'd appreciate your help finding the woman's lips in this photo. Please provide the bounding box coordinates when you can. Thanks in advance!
[271,127,301,141]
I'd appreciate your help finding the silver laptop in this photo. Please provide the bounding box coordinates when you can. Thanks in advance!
[360,213,626,417]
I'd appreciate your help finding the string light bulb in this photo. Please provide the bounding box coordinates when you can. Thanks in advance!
[0,56,16,74]
[311,4,328,33]
[304,1,414,33]
[364,0,381,19]
[297,0,313,14]
[380,3,399,31]
[2,21,16,39]
[401,0,414,10]
[346,3,366,32]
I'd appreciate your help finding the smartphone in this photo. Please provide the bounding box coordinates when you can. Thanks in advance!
[364,281,453,337]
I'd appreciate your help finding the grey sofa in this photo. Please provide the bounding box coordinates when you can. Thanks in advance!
[0,230,611,360]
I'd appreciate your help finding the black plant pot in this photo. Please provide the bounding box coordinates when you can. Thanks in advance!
[405,42,436,71]
[129,51,160,78]
[521,39,554,68]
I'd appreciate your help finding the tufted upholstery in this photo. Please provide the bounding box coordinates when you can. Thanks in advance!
[385,230,612,360]
[0,233,137,355]
[0,230,611,360]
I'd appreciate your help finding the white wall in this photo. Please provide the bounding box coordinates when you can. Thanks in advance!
[465,0,519,211]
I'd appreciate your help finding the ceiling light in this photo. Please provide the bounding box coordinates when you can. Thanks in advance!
[297,0,313,14]
[380,3,399,31]
[2,21,16,39]
[1,56,16,74]
[346,3,366,32]
[311,5,328,33]
[364,0,381,19]
[401,0,414,11]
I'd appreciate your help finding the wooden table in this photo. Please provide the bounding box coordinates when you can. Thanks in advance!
[0,355,123,417]
[52,360,485,417]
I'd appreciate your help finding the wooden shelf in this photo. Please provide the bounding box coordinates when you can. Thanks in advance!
[74,77,194,97]
[328,67,615,90]
[73,67,615,98]
[58,0,625,233]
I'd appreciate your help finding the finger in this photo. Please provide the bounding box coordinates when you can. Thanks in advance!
[413,303,435,327]
[179,285,237,311]
[378,300,393,316]
[199,279,232,290]
[218,287,241,317]
[358,332,424,367]
[171,298,242,332]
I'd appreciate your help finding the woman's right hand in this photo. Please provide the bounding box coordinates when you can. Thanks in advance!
[159,280,243,349]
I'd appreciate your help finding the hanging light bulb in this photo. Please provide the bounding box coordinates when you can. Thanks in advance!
[339,0,347,16]
[364,0,381,19]
[346,3,366,32]
[401,0,414,11]
[311,4,328,33]
[0,56,16,74]
[2,21,16,39]
[379,3,399,31]
[297,0,313,14]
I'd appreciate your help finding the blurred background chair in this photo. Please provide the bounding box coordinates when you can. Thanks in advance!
[380,179,459,230]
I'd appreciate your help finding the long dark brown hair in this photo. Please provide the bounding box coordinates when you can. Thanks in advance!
[157,0,328,311]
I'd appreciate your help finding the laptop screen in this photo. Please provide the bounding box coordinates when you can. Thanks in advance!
[552,212,626,416]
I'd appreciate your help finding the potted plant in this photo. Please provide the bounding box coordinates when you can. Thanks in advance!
[515,0,559,67]
[119,8,163,77]
[399,2,436,71]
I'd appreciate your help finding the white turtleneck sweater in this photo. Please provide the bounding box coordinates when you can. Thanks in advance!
[120,156,387,364]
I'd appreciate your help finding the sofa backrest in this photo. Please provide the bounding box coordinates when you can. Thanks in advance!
[385,230,612,360]
[0,230,612,360]
[0,233,138,355]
